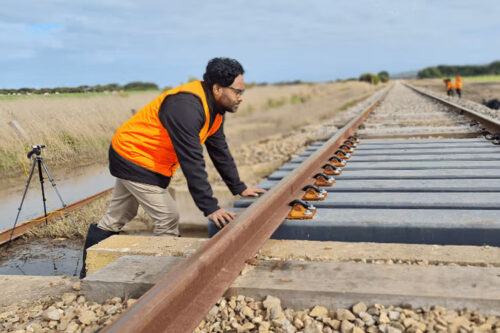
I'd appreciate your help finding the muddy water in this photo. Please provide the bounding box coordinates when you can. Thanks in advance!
[0,238,82,276]
[0,164,114,232]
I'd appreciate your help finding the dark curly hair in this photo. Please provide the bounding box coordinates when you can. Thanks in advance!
[203,57,245,89]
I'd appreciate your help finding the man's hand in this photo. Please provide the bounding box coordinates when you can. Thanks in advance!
[240,188,267,197]
[209,208,236,229]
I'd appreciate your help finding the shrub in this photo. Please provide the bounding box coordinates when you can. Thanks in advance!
[378,71,389,83]
[359,73,380,85]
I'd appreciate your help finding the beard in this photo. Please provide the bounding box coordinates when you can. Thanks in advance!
[224,103,240,113]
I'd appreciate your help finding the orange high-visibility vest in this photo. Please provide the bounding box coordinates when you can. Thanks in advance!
[455,77,463,89]
[111,81,223,177]
[446,81,455,91]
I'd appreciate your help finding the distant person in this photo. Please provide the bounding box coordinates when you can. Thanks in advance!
[443,78,455,97]
[455,76,462,98]
[79,57,266,278]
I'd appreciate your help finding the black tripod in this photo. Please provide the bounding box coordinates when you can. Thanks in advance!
[9,145,78,244]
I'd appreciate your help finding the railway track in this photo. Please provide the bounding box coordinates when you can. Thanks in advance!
[90,82,499,332]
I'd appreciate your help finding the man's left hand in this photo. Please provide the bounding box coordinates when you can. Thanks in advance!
[240,188,267,197]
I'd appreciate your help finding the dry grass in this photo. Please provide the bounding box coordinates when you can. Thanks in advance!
[22,193,154,240]
[0,91,159,177]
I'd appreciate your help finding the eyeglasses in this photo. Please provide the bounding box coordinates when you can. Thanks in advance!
[226,86,245,96]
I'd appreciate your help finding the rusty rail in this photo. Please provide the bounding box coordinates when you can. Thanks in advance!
[101,87,391,332]
[404,82,500,134]
[0,188,113,245]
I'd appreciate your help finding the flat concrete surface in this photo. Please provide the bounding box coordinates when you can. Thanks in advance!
[279,160,499,171]
[263,208,500,246]
[83,256,500,316]
[361,138,487,144]
[292,152,500,163]
[358,130,480,140]
[235,192,500,209]
[257,179,500,192]
[0,275,78,308]
[85,236,500,275]
[85,235,206,275]
[268,168,500,180]
[211,208,500,245]
[306,144,497,152]
[306,139,493,147]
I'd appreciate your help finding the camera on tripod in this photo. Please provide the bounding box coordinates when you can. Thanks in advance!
[27,145,46,159]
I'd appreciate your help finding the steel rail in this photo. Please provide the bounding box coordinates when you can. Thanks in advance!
[0,187,113,245]
[101,86,391,333]
[404,82,500,133]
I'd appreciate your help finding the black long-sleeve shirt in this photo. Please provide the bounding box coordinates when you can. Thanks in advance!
[109,81,246,216]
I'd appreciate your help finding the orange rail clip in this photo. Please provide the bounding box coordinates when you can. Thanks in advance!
[334,149,351,160]
[328,156,346,167]
[288,200,316,219]
[314,173,335,187]
[322,163,342,176]
[302,185,327,201]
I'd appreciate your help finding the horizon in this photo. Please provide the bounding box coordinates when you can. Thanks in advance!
[2,0,499,89]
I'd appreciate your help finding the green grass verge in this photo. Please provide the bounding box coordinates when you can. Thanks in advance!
[462,75,500,82]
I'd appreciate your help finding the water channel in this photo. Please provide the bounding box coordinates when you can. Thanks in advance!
[0,164,114,276]
[0,164,114,233]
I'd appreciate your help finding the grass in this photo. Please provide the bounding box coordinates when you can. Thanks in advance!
[0,90,159,101]
[264,97,287,110]
[22,193,153,239]
[0,90,159,178]
[337,95,369,112]
[462,75,500,82]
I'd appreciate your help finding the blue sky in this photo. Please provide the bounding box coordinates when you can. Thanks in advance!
[1,0,499,89]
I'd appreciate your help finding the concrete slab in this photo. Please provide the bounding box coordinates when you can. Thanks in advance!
[354,142,495,150]
[85,235,205,275]
[299,148,500,158]
[82,256,184,303]
[229,208,500,246]
[229,260,500,316]
[257,179,500,192]
[84,236,500,275]
[358,126,479,136]
[351,147,500,156]
[293,152,500,162]
[362,138,486,144]
[360,131,479,140]
[279,160,500,171]
[307,142,495,152]
[268,168,500,181]
[234,192,500,210]
[82,256,500,316]
[0,275,78,308]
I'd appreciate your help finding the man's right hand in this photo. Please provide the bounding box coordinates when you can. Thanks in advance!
[208,208,236,229]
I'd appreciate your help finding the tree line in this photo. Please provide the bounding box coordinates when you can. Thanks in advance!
[0,81,159,95]
[358,71,389,85]
[417,61,500,78]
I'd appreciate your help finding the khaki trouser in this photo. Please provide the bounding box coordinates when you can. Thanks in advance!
[98,178,180,236]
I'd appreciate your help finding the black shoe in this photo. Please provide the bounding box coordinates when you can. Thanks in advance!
[80,223,119,279]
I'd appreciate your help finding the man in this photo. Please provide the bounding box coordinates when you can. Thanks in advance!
[443,78,455,97]
[80,57,266,278]
[455,76,462,99]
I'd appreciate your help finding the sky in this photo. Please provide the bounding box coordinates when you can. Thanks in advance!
[1,0,499,89]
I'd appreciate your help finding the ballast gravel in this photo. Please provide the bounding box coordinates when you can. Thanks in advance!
[362,83,473,130]
[195,295,499,333]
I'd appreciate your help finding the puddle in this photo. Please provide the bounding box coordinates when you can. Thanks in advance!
[0,164,114,232]
[0,238,83,277]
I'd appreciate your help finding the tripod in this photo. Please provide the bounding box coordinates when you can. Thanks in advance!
[9,145,78,244]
